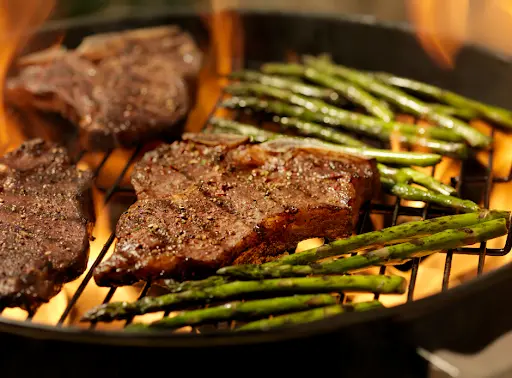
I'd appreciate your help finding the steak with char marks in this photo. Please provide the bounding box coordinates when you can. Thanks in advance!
[93,133,379,287]
[6,26,202,150]
[0,139,94,312]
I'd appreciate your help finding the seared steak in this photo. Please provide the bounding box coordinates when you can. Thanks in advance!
[94,133,379,287]
[6,26,202,150]
[0,139,94,312]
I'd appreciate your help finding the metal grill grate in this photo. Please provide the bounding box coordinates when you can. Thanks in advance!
[3,75,512,331]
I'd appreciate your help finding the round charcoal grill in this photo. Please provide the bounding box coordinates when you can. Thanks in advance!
[1,10,512,378]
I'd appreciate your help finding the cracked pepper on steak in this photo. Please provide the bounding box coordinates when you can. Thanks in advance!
[0,139,94,312]
[5,25,202,151]
[93,133,379,287]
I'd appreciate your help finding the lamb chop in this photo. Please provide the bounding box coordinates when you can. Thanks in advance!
[93,133,379,287]
[6,26,202,151]
[0,139,94,312]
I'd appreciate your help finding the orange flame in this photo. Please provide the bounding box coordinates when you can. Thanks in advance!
[0,0,56,151]
[407,0,469,69]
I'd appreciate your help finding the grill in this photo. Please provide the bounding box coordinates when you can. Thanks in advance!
[34,85,509,330]
[2,10,512,378]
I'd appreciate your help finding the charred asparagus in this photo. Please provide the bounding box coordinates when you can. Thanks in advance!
[303,56,492,148]
[237,300,384,331]
[430,104,479,121]
[375,72,512,130]
[275,116,366,147]
[391,183,480,213]
[81,275,406,322]
[221,95,464,143]
[275,116,468,158]
[230,70,339,101]
[379,165,457,196]
[126,294,338,331]
[160,276,231,293]
[257,64,393,121]
[218,218,508,280]
[210,117,442,166]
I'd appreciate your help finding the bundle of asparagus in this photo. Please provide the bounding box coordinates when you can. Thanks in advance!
[221,96,468,158]
[236,300,384,332]
[261,57,493,148]
[83,274,406,322]
[83,211,509,328]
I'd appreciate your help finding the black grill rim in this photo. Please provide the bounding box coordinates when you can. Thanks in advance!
[0,11,512,350]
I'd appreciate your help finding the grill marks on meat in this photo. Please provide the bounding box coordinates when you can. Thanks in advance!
[6,26,202,150]
[0,139,94,312]
[93,134,379,287]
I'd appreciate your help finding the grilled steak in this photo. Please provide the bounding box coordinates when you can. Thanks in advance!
[94,133,379,287]
[0,139,94,312]
[6,26,202,150]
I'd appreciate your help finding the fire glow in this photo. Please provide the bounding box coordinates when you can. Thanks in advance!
[0,2,511,329]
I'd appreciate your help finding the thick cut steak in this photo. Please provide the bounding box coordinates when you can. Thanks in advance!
[6,26,202,150]
[94,133,379,287]
[0,139,94,312]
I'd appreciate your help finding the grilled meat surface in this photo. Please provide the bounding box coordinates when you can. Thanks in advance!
[0,139,94,312]
[6,26,202,151]
[94,133,379,287]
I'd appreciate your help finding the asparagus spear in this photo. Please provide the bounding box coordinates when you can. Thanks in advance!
[275,116,366,147]
[209,118,278,143]
[237,301,384,332]
[160,276,231,293]
[303,56,492,148]
[262,62,306,76]
[275,116,468,158]
[260,64,393,121]
[221,97,467,158]
[391,183,480,213]
[378,164,457,196]
[217,210,508,270]
[125,294,338,331]
[375,72,512,130]
[210,116,364,148]
[219,218,508,280]
[379,174,396,188]
[430,104,479,121]
[304,67,394,121]
[81,275,406,322]
[230,70,339,101]
[222,95,464,142]
[210,117,442,166]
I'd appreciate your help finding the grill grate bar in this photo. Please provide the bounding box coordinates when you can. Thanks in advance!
[124,281,152,327]
[104,147,142,204]
[407,165,437,301]
[477,128,496,275]
[442,152,469,291]
[374,197,401,300]
[442,252,454,291]
[89,286,117,330]
[92,149,113,176]
[58,233,116,325]
[59,146,140,325]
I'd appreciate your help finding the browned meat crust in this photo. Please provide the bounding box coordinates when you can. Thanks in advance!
[0,139,94,312]
[93,134,379,287]
[6,26,202,151]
